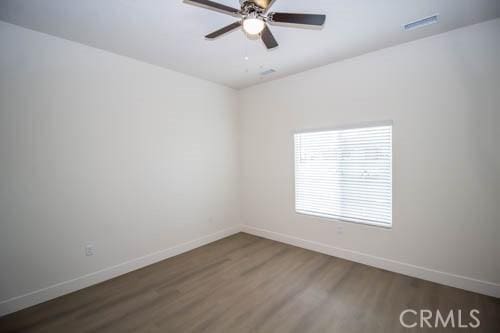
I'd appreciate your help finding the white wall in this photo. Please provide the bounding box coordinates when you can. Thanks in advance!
[0,21,240,314]
[1,17,499,316]
[239,19,500,296]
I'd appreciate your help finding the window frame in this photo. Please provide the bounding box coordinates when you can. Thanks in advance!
[293,120,394,229]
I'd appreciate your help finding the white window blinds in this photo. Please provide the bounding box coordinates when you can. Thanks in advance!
[294,124,392,227]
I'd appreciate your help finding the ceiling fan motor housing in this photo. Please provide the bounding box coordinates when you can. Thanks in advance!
[240,1,265,18]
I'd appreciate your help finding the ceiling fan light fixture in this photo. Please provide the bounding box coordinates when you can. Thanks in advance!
[243,17,265,35]
[187,0,326,50]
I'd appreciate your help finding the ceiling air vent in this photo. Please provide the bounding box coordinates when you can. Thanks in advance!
[403,14,439,31]
[260,69,276,76]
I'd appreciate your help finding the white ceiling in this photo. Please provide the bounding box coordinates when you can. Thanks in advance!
[1,0,499,89]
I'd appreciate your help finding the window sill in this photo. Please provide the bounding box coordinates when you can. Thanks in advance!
[295,210,393,229]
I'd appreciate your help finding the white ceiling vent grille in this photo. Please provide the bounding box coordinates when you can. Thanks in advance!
[260,69,276,76]
[403,14,439,31]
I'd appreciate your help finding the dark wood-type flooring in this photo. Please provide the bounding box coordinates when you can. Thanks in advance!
[0,233,498,332]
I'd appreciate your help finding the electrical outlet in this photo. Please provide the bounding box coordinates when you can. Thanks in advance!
[85,244,94,256]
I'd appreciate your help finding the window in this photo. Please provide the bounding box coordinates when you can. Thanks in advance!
[294,123,392,227]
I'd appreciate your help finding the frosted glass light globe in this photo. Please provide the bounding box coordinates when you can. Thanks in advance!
[243,17,265,35]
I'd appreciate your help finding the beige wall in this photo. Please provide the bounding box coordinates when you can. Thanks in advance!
[239,19,500,293]
[1,17,499,315]
[0,21,240,310]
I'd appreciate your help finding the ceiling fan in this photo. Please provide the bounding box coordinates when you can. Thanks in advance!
[185,0,326,49]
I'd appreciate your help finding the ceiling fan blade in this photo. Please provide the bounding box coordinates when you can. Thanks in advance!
[205,21,241,39]
[270,12,326,26]
[261,24,278,49]
[184,0,240,17]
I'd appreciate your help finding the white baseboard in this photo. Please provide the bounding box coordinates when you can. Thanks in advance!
[0,226,240,317]
[241,225,500,299]
[2,224,497,317]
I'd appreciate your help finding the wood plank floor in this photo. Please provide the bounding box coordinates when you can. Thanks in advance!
[0,233,498,332]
